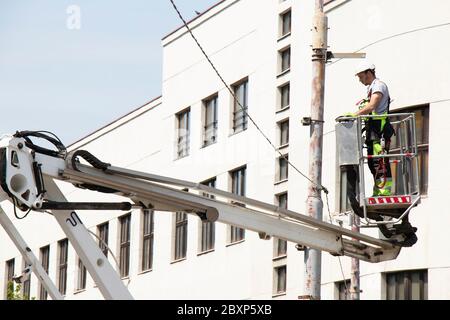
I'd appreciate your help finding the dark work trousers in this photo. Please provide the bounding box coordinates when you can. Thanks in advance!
[365,119,393,193]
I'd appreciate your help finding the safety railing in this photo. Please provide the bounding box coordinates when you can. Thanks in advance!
[336,113,420,227]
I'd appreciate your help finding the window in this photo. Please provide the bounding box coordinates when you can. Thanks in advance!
[386,269,428,300]
[336,279,350,300]
[97,222,109,257]
[391,106,429,195]
[274,238,287,257]
[141,209,154,271]
[277,192,288,210]
[176,108,190,158]
[280,47,291,73]
[279,82,290,110]
[232,79,248,133]
[279,119,289,146]
[174,212,188,260]
[203,95,218,147]
[230,166,246,243]
[280,10,291,37]
[22,260,31,300]
[5,258,14,300]
[277,155,289,181]
[119,214,131,278]
[274,265,287,294]
[57,239,68,295]
[200,178,216,253]
[274,193,288,257]
[39,245,50,300]
[76,257,87,291]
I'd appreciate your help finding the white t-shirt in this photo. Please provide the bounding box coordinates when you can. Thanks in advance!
[368,78,390,114]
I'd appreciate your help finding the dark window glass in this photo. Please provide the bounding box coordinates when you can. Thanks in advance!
[177,109,190,158]
[386,269,428,300]
[97,222,109,257]
[230,167,246,242]
[233,80,248,133]
[275,265,287,294]
[39,246,50,300]
[142,210,154,271]
[280,47,291,73]
[119,214,131,277]
[203,96,218,146]
[200,178,216,252]
[57,239,68,295]
[281,10,291,36]
[174,212,188,260]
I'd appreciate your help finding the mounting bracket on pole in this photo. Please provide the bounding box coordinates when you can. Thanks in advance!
[326,52,366,61]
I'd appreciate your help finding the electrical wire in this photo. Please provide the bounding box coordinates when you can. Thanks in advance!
[87,230,122,272]
[87,229,131,287]
[325,192,349,298]
[168,0,328,194]
[328,22,450,66]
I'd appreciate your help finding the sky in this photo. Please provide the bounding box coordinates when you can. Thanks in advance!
[0,0,218,145]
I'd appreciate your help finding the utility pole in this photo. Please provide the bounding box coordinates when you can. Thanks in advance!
[303,0,328,300]
[350,215,361,300]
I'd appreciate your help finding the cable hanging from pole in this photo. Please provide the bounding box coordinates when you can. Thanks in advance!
[168,0,329,195]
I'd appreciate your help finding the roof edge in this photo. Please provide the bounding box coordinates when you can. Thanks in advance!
[68,95,162,150]
[162,0,227,41]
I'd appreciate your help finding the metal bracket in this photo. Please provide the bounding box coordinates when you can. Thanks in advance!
[301,117,325,126]
[326,51,366,61]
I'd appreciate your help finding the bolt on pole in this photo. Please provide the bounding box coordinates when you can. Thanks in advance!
[303,0,328,300]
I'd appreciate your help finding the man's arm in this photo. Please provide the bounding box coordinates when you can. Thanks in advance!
[356,92,383,116]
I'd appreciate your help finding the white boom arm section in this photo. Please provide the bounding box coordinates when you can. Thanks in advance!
[0,132,403,300]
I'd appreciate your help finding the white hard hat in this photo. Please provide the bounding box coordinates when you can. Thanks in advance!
[354,60,375,75]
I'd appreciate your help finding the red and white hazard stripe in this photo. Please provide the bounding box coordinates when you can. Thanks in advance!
[368,196,411,205]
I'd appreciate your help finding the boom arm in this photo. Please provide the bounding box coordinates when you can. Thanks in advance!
[0,132,402,300]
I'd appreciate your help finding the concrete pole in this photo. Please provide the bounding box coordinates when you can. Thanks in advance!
[303,0,328,300]
[350,215,361,300]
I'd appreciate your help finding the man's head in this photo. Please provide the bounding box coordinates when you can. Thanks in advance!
[355,61,376,86]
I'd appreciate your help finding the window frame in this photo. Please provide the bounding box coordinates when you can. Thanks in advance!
[385,269,428,300]
[202,95,219,147]
[279,46,291,74]
[118,214,131,278]
[173,212,188,261]
[76,257,87,291]
[232,79,249,134]
[229,166,246,243]
[199,178,216,253]
[336,279,351,300]
[273,265,287,295]
[274,192,288,258]
[141,209,154,272]
[176,108,191,159]
[5,258,15,300]
[280,9,292,38]
[277,154,289,182]
[22,259,31,299]
[97,222,109,257]
[278,119,289,147]
[39,245,50,300]
[57,239,68,295]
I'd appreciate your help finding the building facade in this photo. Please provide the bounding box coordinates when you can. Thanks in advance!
[1,0,450,300]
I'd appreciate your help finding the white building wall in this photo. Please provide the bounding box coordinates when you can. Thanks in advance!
[322,0,450,299]
[1,0,450,300]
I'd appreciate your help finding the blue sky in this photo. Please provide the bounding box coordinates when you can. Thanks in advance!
[0,0,218,145]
